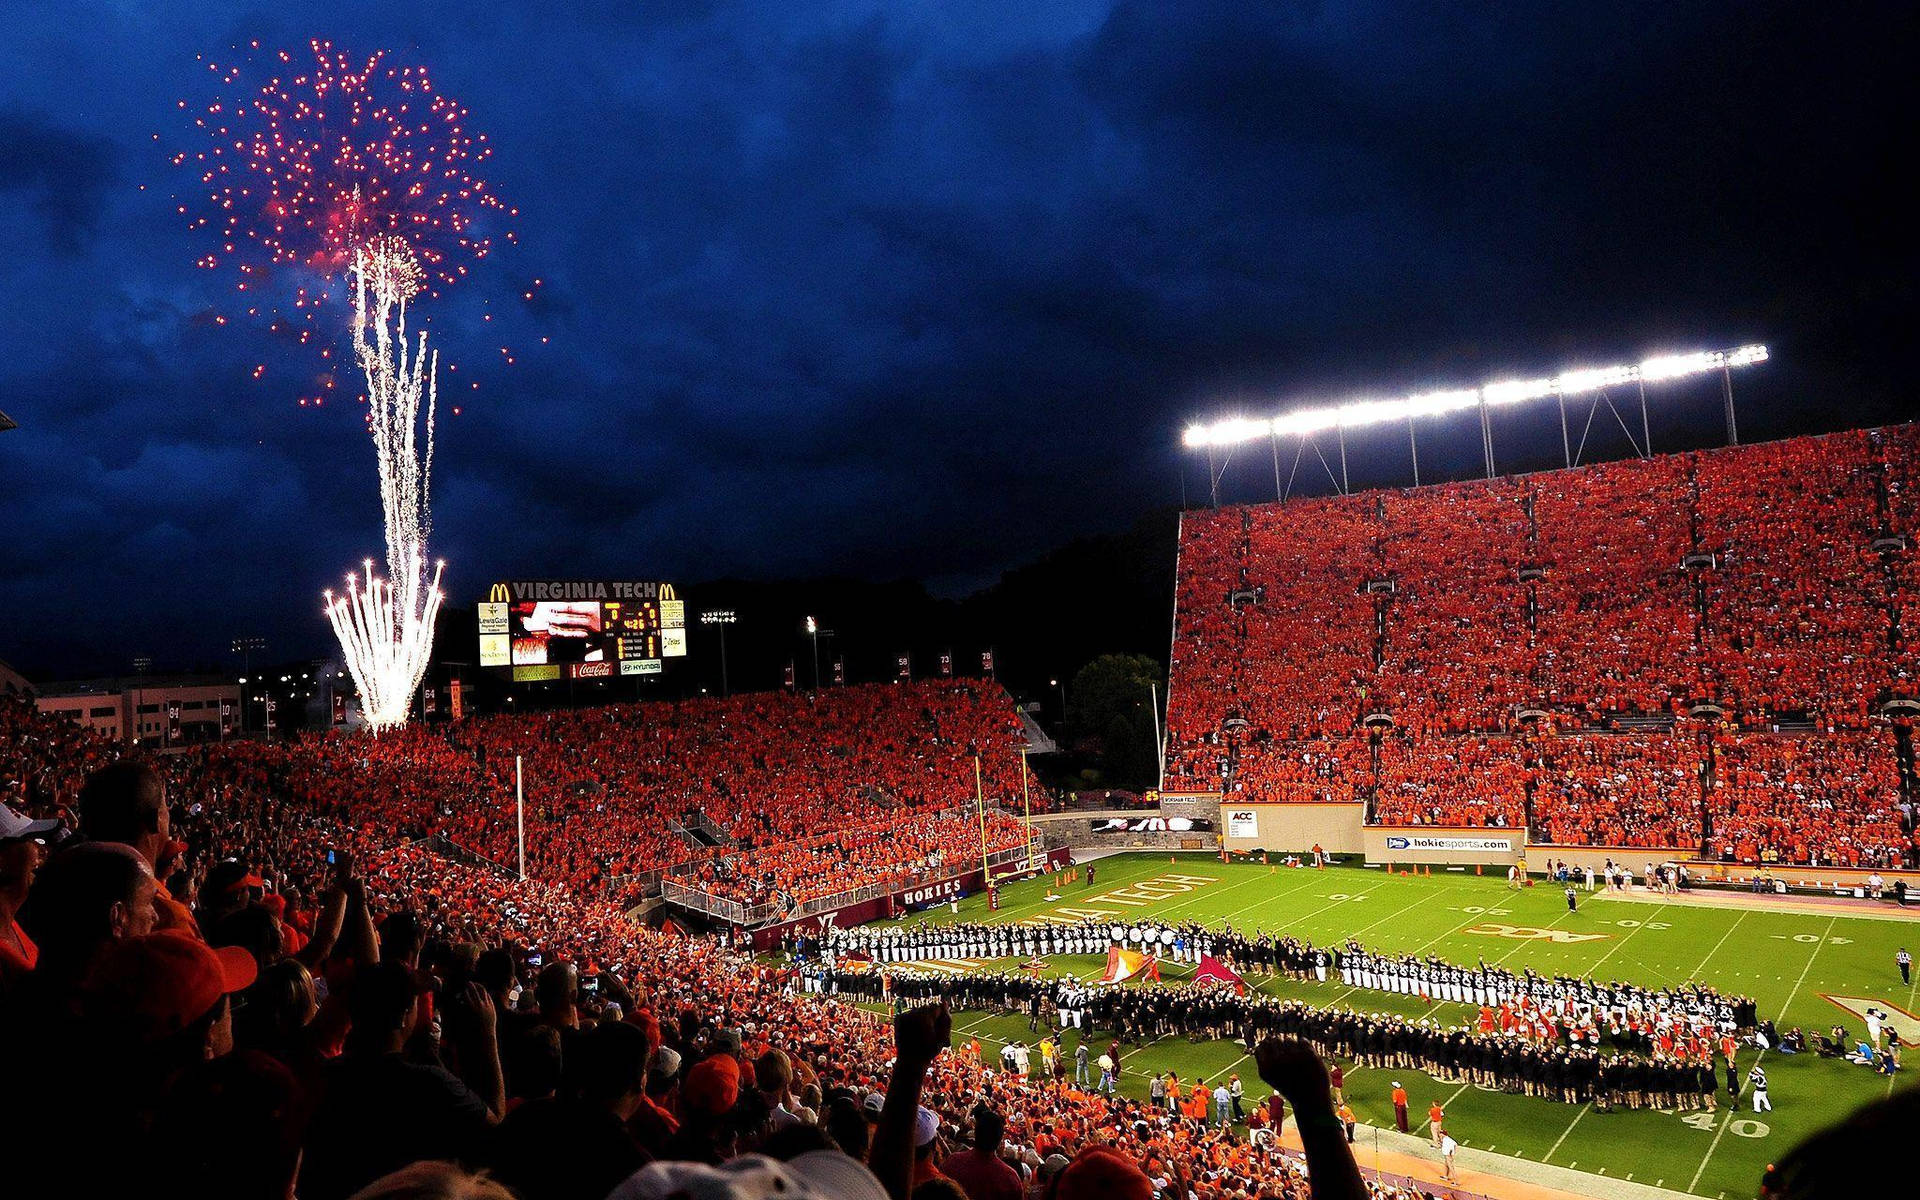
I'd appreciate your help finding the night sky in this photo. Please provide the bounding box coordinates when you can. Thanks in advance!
[1,2,1912,675]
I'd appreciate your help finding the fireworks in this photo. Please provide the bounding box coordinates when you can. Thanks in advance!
[322,240,444,732]
[174,39,533,403]
[325,561,446,732]
[173,41,530,729]
[178,39,513,301]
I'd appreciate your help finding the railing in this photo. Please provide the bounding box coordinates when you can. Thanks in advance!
[659,878,760,925]
[418,834,519,880]
[660,836,1044,928]
[607,867,666,898]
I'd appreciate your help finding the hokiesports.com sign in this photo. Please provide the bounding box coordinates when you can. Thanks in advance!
[1386,834,1515,853]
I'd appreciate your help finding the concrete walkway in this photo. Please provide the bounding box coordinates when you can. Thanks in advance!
[1280,1120,1700,1200]
[1589,886,1920,922]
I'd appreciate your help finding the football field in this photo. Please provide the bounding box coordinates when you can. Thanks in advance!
[866,852,1920,1199]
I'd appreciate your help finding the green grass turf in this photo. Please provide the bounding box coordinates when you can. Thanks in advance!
[846,852,1920,1198]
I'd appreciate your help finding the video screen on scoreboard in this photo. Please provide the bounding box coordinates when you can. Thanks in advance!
[507,599,660,666]
[477,581,685,671]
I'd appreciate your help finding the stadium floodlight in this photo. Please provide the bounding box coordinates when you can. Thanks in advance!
[1181,344,1768,449]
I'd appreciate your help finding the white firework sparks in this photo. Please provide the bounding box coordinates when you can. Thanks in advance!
[324,239,445,732]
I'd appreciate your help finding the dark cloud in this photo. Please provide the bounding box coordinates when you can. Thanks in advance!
[0,0,1913,673]
[0,107,120,254]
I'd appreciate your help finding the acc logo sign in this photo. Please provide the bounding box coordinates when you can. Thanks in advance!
[1464,922,1609,944]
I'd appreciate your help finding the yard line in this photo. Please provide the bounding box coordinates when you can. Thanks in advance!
[1688,915,1835,1194]
[1685,910,1749,979]
[1210,868,1346,924]
[1403,881,1547,958]
[1425,1081,1474,1136]
[1347,889,1441,942]
[1584,901,1670,975]
[1542,1102,1591,1163]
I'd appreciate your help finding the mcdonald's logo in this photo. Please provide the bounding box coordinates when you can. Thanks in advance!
[659,583,677,601]
[488,583,511,603]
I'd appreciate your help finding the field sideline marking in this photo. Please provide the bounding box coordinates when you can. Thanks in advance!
[1895,942,1920,1096]
[1687,915,1835,1194]
[1426,1081,1474,1136]
[1542,1101,1591,1163]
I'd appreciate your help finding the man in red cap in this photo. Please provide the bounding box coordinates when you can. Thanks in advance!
[43,930,259,1195]
[1056,1146,1154,1200]
[84,928,257,1055]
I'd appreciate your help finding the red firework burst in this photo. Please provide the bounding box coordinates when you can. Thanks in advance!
[172,40,531,400]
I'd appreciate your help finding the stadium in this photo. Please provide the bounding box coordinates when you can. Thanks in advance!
[1,8,1912,1200]
[8,405,1918,1200]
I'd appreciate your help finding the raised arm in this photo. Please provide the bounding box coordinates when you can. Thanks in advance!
[1255,1038,1367,1200]
[873,1002,951,1200]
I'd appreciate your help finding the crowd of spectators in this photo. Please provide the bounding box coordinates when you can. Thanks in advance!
[1166,429,1920,864]
[0,701,1390,1200]
[1705,731,1911,867]
[1693,432,1889,725]
[3,679,1040,916]
[1371,734,1528,829]
[1529,733,1706,850]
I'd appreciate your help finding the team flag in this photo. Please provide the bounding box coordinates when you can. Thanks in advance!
[1194,953,1248,994]
[1102,946,1148,983]
[1102,947,1164,984]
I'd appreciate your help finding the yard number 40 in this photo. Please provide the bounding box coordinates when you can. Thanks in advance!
[1680,1112,1769,1138]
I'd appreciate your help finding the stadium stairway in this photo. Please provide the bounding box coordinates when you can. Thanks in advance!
[1018,708,1059,756]
[670,812,733,849]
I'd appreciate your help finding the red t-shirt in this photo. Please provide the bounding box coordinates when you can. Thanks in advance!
[941,1148,1023,1200]
[0,915,38,978]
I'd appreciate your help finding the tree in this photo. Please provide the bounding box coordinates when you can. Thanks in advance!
[1066,653,1163,791]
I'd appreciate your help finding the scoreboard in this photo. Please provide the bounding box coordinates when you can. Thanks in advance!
[477,580,686,680]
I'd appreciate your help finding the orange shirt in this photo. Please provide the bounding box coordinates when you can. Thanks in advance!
[1391,1087,1408,1108]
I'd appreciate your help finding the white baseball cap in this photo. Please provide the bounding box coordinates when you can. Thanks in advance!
[608,1152,887,1200]
[0,804,64,845]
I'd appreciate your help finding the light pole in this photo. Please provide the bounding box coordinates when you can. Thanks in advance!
[1020,746,1034,864]
[700,609,737,698]
[1148,680,1165,789]
[1050,678,1067,727]
[805,615,821,694]
[231,637,264,734]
